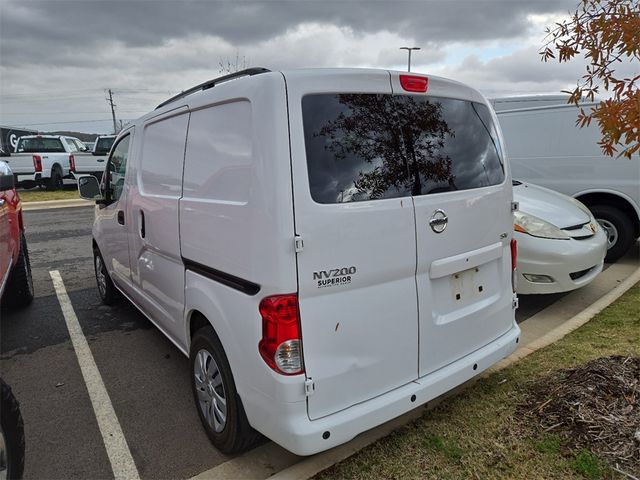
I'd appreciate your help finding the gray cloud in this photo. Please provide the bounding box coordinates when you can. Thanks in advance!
[0,0,592,133]
[1,0,575,66]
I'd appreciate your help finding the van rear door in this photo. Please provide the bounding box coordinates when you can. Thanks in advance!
[286,71,419,420]
[389,74,515,377]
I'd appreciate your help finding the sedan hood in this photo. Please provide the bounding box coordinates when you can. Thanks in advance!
[513,181,591,229]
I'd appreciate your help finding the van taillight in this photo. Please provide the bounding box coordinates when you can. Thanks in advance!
[69,155,75,173]
[400,74,429,93]
[33,155,42,172]
[511,239,517,292]
[258,294,303,375]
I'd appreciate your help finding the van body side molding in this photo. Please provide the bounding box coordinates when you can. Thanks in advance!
[182,258,261,296]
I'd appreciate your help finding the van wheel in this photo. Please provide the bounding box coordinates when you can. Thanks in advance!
[45,167,63,191]
[190,326,261,454]
[93,248,117,305]
[2,233,34,308]
[591,205,634,263]
[0,378,25,480]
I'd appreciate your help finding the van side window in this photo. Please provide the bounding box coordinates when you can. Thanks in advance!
[302,94,505,204]
[183,101,252,203]
[107,134,130,202]
[139,113,189,197]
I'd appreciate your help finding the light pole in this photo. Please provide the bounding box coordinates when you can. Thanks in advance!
[400,47,420,72]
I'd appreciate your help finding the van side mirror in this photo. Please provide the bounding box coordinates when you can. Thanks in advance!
[78,175,102,200]
[0,173,15,191]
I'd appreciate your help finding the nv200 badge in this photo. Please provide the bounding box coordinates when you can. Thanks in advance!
[313,266,357,288]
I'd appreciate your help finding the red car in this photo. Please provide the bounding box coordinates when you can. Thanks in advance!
[0,160,33,307]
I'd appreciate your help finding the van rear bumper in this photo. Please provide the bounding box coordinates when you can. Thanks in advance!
[245,322,520,456]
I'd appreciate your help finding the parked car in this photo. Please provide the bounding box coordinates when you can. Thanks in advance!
[6,135,81,190]
[492,95,639,263]
[79,67,520,456]
[513,180,607,295]
[0,160,34,308]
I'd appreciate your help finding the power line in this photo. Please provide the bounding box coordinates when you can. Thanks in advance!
[0,96,106,104]
[0,89,178,99]
[2,110,147,115]
[16,119,134,127]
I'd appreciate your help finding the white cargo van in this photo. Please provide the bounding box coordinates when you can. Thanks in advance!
[492,95,640,262]
[79,68,520,456]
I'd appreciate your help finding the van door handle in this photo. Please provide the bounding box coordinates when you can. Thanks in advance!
[117,210,125,225]
[139,210,145,238]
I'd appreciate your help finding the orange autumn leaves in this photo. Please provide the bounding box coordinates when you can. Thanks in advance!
[541,0,639,158]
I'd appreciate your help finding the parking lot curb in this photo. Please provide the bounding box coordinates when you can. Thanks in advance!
[488,262,640,373]
[22,199,94,211]
[264,260,640,480]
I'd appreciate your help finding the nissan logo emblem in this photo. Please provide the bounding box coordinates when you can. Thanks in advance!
[429,209,448,233]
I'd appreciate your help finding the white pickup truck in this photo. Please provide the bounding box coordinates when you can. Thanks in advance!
[8,135,85,190]
[73,135,115,181]
[9,134,115,189]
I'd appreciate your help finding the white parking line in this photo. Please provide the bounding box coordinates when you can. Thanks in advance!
[49,270,140,480]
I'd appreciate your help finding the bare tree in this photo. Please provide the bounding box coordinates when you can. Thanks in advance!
[218,52,249,73]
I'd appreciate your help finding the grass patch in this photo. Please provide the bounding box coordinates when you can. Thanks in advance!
[422,433,464,462]
[534,434,562,455]
[571,450,607,480]
[316,283,640,480]
[18,187,80,203]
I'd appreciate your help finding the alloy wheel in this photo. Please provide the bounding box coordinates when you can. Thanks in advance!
[193,349,227,433]
[95,255,107,298]
[596,218,618,249]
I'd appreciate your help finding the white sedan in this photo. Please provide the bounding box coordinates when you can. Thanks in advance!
[514,181,607,295]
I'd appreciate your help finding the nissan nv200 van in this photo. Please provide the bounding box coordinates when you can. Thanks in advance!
[79,68,520,456]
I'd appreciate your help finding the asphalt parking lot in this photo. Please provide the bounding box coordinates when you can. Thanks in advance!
[0,206,567,479]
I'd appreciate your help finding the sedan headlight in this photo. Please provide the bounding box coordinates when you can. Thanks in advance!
[514,211,570,240]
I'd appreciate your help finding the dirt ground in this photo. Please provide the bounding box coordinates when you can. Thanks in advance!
[520,356,640,475]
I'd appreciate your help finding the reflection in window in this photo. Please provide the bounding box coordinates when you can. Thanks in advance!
[302,94,504,204]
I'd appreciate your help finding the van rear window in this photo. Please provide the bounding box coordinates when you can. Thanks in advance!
[302,94,505,204]
[16,137,65,153]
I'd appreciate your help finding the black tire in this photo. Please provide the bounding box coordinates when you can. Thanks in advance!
[2,233,34,308]
[93,248,117,305]
[44,166,63,191]
[1,378,25,480]
[590,205,634,263]
[190,325,261,454]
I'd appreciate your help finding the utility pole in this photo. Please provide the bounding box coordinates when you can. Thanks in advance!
[106,89,118,134]
[399,47,420,72]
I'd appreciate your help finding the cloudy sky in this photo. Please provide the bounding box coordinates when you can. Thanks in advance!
[0,0,633,134]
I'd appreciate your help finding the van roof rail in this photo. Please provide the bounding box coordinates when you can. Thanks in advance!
[155,67,271,110]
